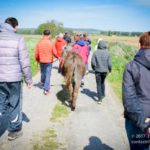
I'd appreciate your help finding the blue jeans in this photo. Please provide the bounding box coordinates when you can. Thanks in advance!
[0,82,22,132]
[125,118,150,150]
[40,63,52,91]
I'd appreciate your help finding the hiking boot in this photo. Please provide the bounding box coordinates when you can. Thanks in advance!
[8,130,23,141]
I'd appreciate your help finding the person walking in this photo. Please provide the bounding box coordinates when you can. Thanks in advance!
[72,34,88,86]
[83,33,92,74]
[55,33,66,72]
[91,40,112,104]
[35,30,60,95]
[63,32,71,44]
[122,31,150,150]
[55,33,66,58]
[0,17,32,140]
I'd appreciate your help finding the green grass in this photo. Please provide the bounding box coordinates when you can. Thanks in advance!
[107,42,137,99]
[50,103,69,122]
[32,128,66,150]
[25,36,41,76]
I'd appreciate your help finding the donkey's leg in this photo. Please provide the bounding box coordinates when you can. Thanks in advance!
[71,81,80,111]
[66,79,73,104]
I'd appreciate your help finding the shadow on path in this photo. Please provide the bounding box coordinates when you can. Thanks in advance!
[56,84,70,107]
[88,69,95,74]
[81,88,97,101]
[33,82,43,89]
[52,66,59,70]
[84,136,114,150]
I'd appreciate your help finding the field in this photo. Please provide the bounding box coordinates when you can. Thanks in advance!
[91,35,139,46]
[24,35,139,99]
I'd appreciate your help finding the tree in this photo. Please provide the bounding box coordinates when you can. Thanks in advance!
[37,20,65,38]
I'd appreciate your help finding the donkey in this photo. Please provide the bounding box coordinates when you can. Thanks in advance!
[61,51,85,111]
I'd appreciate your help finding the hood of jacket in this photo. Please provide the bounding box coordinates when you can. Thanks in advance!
[97,40,107,49]
[0,23,15,32]
[134,49,150,69]
[56,37,65,42]
[77,40,85,46]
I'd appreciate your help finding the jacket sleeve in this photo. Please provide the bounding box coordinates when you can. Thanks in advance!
[91,52,96,71]
[108,53,112,72]
[52,42,60,58]
[35,43,39,62]
[18,37,32,84]
[122,63,150,132]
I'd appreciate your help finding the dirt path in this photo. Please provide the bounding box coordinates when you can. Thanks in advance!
[0,54,129,150]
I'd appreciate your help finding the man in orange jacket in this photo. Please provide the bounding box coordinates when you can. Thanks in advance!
[35,30,60,95]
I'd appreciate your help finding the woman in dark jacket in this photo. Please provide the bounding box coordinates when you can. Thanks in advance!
[122,31,150,150]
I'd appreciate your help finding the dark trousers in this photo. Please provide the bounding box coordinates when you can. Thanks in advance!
[125,119,150,150]
[0,82,22,132]
[95,72,107,100]
[40,63,52,91]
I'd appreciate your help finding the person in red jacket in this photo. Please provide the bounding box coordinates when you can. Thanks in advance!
[55,33,67,72]
[55,33,67,58]
[35,30,60,95]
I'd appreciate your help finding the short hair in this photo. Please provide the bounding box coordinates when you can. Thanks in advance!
[83,33,87,37]
[43,30,50,35]
[5,17,18,28]
[74,35,79,41]
[139,31,150,48]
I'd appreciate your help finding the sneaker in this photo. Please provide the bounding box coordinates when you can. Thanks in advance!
[64,100,71,106]
[8,130,23,141]
[80,81,84,87]
[97,99,102,104]
[43,90,50,95]
[86,70,89,75]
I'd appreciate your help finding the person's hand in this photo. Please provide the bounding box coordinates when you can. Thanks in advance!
[26,83,32,88]
[59,57,63,62]
[146,127,150,138]
[145,118,150,123]
[145,118,150,137]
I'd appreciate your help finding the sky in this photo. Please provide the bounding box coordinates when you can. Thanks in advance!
[0,0,150,32]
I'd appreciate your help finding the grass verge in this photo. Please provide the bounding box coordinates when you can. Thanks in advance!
[32,128,66,150]
[24,36,40,76]
[107,42,137,100]
[50,103,69,122]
